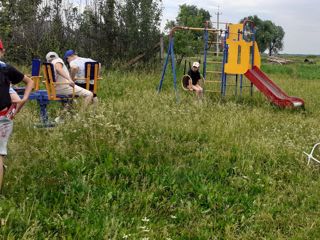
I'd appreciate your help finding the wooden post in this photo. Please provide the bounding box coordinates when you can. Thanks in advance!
[160,35,164,61]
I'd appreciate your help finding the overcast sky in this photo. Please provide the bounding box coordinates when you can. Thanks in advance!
[161,0,319,54]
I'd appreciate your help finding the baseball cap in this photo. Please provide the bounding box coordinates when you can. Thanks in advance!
[192,62,200,68]
[0,40,3,50]
[46,51,59,62]
[64,49,75,60]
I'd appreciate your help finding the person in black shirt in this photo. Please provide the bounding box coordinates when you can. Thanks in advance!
[187,62,203,98]
[0,39,34,192]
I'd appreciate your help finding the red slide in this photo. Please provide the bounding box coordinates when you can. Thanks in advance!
[244,66,304,108]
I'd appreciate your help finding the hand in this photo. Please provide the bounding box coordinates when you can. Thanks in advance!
[69,81,75,87]
[11,98,27,115]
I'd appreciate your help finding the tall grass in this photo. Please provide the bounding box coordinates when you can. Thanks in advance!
[1,59,320,239]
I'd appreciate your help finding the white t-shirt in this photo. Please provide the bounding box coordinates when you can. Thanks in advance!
[69,57,95,84]
[51,58,71,90]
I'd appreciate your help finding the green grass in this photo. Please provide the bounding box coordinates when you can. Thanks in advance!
[1,60,320,239]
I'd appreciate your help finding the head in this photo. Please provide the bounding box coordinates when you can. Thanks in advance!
[192,62,200,72]
[46,51,59,63]
[64,49,77,63]
[0,39,5,58]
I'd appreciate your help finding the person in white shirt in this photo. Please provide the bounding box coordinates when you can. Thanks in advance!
[64,50,100,100]
[45,52,93,106]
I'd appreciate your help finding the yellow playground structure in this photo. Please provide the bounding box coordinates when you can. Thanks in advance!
[158,20,304,108]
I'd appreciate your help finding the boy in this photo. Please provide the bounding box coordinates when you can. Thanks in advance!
[187,62,203,98]
[0,39,34,192]
[64,49,100,101]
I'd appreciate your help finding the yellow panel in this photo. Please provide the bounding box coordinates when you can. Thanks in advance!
[224,23,261,74]
[254,41,261,68]
[227,24,243,41]
[224,40,252,74]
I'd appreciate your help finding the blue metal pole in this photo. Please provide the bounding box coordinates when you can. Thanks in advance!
[250,25,255,95]
[157,38,172,93]
[235,74,238,96]
[240,74,243,96]
[221,29,228,96]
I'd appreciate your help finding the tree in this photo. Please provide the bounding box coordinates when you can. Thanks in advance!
[0,0,162,66]
[240,15,285,56]
[164,4,211,64]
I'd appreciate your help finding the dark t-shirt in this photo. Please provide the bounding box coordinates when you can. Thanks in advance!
[0,62,24,111]
[187,69,201,85]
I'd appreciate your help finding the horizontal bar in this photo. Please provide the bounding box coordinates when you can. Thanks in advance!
[204,80,221,83]
[206,61,222,64]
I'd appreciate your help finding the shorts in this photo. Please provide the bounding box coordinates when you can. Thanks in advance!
[75,83,97,97]
[0,116,13,156]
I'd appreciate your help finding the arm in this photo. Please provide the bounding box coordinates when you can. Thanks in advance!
[13,75,34,113]
[70,66,79,81]
[55,62,74,86]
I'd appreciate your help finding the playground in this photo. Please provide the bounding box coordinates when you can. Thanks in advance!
[158,20,304,108]
[1,49,320,238]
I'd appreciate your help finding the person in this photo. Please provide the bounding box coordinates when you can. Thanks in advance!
[187,62,203,98]
[64,50,100,100]
[0,39,34,192]
[45,52,93,106]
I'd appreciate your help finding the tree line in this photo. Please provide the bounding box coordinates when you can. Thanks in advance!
[0,0,162,66]
[0,1,284,67]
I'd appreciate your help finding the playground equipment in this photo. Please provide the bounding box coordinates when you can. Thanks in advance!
[14,59,102,127]
[14,59,51,124]
[158,20,304,108]
[73,61,102,95]
[42,62,75,101]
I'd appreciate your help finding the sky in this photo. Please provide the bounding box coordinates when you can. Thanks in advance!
[161,0,320,54]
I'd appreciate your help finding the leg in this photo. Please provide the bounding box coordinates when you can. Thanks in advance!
[0,117,13,193]
[191,85,203,98]
[188,79,194,91]
[195,84,203,98]
[73,86,94,106]
[57,85,93,107]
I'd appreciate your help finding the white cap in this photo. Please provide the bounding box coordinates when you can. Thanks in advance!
[46,52,59,62]
[192,62,200,68]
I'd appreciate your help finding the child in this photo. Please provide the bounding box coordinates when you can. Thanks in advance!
[0,39,34,192]
[187,62,203,98]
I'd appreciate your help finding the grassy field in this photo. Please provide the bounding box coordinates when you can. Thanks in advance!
[1,57,320,239]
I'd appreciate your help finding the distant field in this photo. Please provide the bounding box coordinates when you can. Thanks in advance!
[1,57,320,239]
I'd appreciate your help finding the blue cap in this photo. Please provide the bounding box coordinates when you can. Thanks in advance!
[64,49,75,60]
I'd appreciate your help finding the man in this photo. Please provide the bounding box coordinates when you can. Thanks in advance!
[64,50,100,100]
[0,39,34,192]
[46,52,93,106]
[187,61,203,98]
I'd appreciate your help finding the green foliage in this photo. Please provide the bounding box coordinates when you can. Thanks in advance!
[240,15,285,56]
[165,4,211,64]
[2,57,320,238]
[0,0,162,66]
